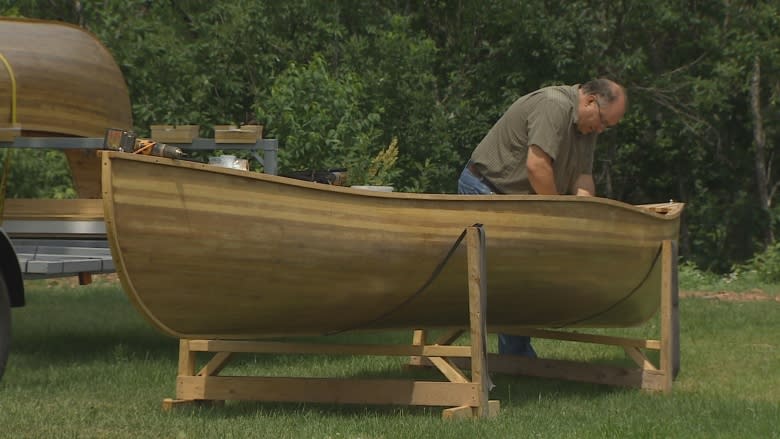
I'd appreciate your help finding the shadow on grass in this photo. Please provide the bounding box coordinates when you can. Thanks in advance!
[164,375,629,420]
[11,285,636,418]
[158,352,633,420]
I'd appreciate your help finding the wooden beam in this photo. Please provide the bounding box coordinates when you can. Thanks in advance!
[466,226,491,418]
[659,239,680,392]
[187,339,472,357]
[178,339,196,377]
[407,329,428,367]
[493,327,661,350]
[624,346,656,370]
[162,398,224,412]
[408,329,465,368]
[435,329,465,345]
[177,376,479,407]
[77,272,92,285]
[442,401,500,420]
[428,357,469,383]
[197,352,234,377]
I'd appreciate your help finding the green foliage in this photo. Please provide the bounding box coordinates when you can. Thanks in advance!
[338,14,461,192]
[256,54,383,173]
[739,241,780,283]
[5,0,780,270]
[345,137,401,186]
[678,261,725,291]
[0,150,76,199]
[678,257,780,294]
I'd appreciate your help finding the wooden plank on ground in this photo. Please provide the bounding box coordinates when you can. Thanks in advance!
[177,376,479,407]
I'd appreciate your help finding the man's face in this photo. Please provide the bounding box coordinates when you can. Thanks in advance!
[578,93,626,134]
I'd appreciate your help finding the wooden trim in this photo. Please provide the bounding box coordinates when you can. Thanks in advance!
[187,339,472,357]
[2,198,103,220]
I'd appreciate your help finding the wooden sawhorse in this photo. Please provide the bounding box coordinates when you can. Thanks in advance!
[410,239,680,393]
[163,226,498,419]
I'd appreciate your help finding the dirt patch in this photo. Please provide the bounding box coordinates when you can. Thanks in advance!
[681,289,780,302]
[35,273,119,289]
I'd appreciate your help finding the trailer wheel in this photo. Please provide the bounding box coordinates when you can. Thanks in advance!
[0,272,10,382]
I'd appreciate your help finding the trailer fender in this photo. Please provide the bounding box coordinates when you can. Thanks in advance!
[0,229,25,307]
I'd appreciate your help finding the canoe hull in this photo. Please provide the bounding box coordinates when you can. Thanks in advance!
[102,152,683,339]
[0,18,132,137]
[1,18,132,198]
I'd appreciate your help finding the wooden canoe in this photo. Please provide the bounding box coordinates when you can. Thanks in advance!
[0,17,132,197]
[102,151,684,340]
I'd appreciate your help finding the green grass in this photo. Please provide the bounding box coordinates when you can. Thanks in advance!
[1,280,778,438]
[679,262,780,295]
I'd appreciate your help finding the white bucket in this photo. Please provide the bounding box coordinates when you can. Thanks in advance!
[208,155,240,169]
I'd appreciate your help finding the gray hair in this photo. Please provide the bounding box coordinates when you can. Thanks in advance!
[582,78,625,105]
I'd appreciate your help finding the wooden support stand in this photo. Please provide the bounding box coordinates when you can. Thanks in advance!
[164,236,679,416]
[413,240,680,393]
[164,226,499,419]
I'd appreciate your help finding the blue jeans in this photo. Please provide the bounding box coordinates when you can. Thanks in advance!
[458,163,537,358]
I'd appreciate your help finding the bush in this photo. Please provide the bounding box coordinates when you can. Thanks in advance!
[741,242,780,283]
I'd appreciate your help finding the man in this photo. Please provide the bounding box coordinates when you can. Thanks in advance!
[458,78,627,357]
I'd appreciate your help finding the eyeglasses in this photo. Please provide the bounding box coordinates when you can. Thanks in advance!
[593,97,612,131]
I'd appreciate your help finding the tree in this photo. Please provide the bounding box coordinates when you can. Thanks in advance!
[4,0,780,271]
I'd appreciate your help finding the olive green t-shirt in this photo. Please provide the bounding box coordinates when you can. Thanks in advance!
[470,85,597,194]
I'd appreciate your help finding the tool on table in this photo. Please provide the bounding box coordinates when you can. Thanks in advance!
[103,128,187,159]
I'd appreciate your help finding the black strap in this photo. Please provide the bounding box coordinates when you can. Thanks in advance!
[326,224,483,335]
[553,244,664,328]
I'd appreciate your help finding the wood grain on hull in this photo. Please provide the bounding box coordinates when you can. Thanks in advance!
[102,152,683,339]
[0,18,132,197]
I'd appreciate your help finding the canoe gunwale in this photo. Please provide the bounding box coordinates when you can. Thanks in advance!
[102,151,684,218]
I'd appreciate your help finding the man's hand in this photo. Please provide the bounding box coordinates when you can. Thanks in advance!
[573,174,595,196]
[526,145,558,195]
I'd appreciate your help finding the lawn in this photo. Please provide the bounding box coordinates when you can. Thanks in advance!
[0,278,777,438]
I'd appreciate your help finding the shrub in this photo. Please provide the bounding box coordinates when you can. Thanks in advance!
[741,241,780,283]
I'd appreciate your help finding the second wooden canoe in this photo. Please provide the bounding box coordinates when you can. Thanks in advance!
[0,17,133,198]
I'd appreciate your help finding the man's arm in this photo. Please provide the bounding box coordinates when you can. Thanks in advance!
[573,174,595,196]
[526,145,558,195]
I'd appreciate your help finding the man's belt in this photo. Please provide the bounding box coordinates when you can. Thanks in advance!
[467,162,502,194]
[467,162,484,179]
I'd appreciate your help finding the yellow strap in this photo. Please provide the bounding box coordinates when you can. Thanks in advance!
[0,51,17,125]
[0,51,16,221]
[0,147,10,222]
